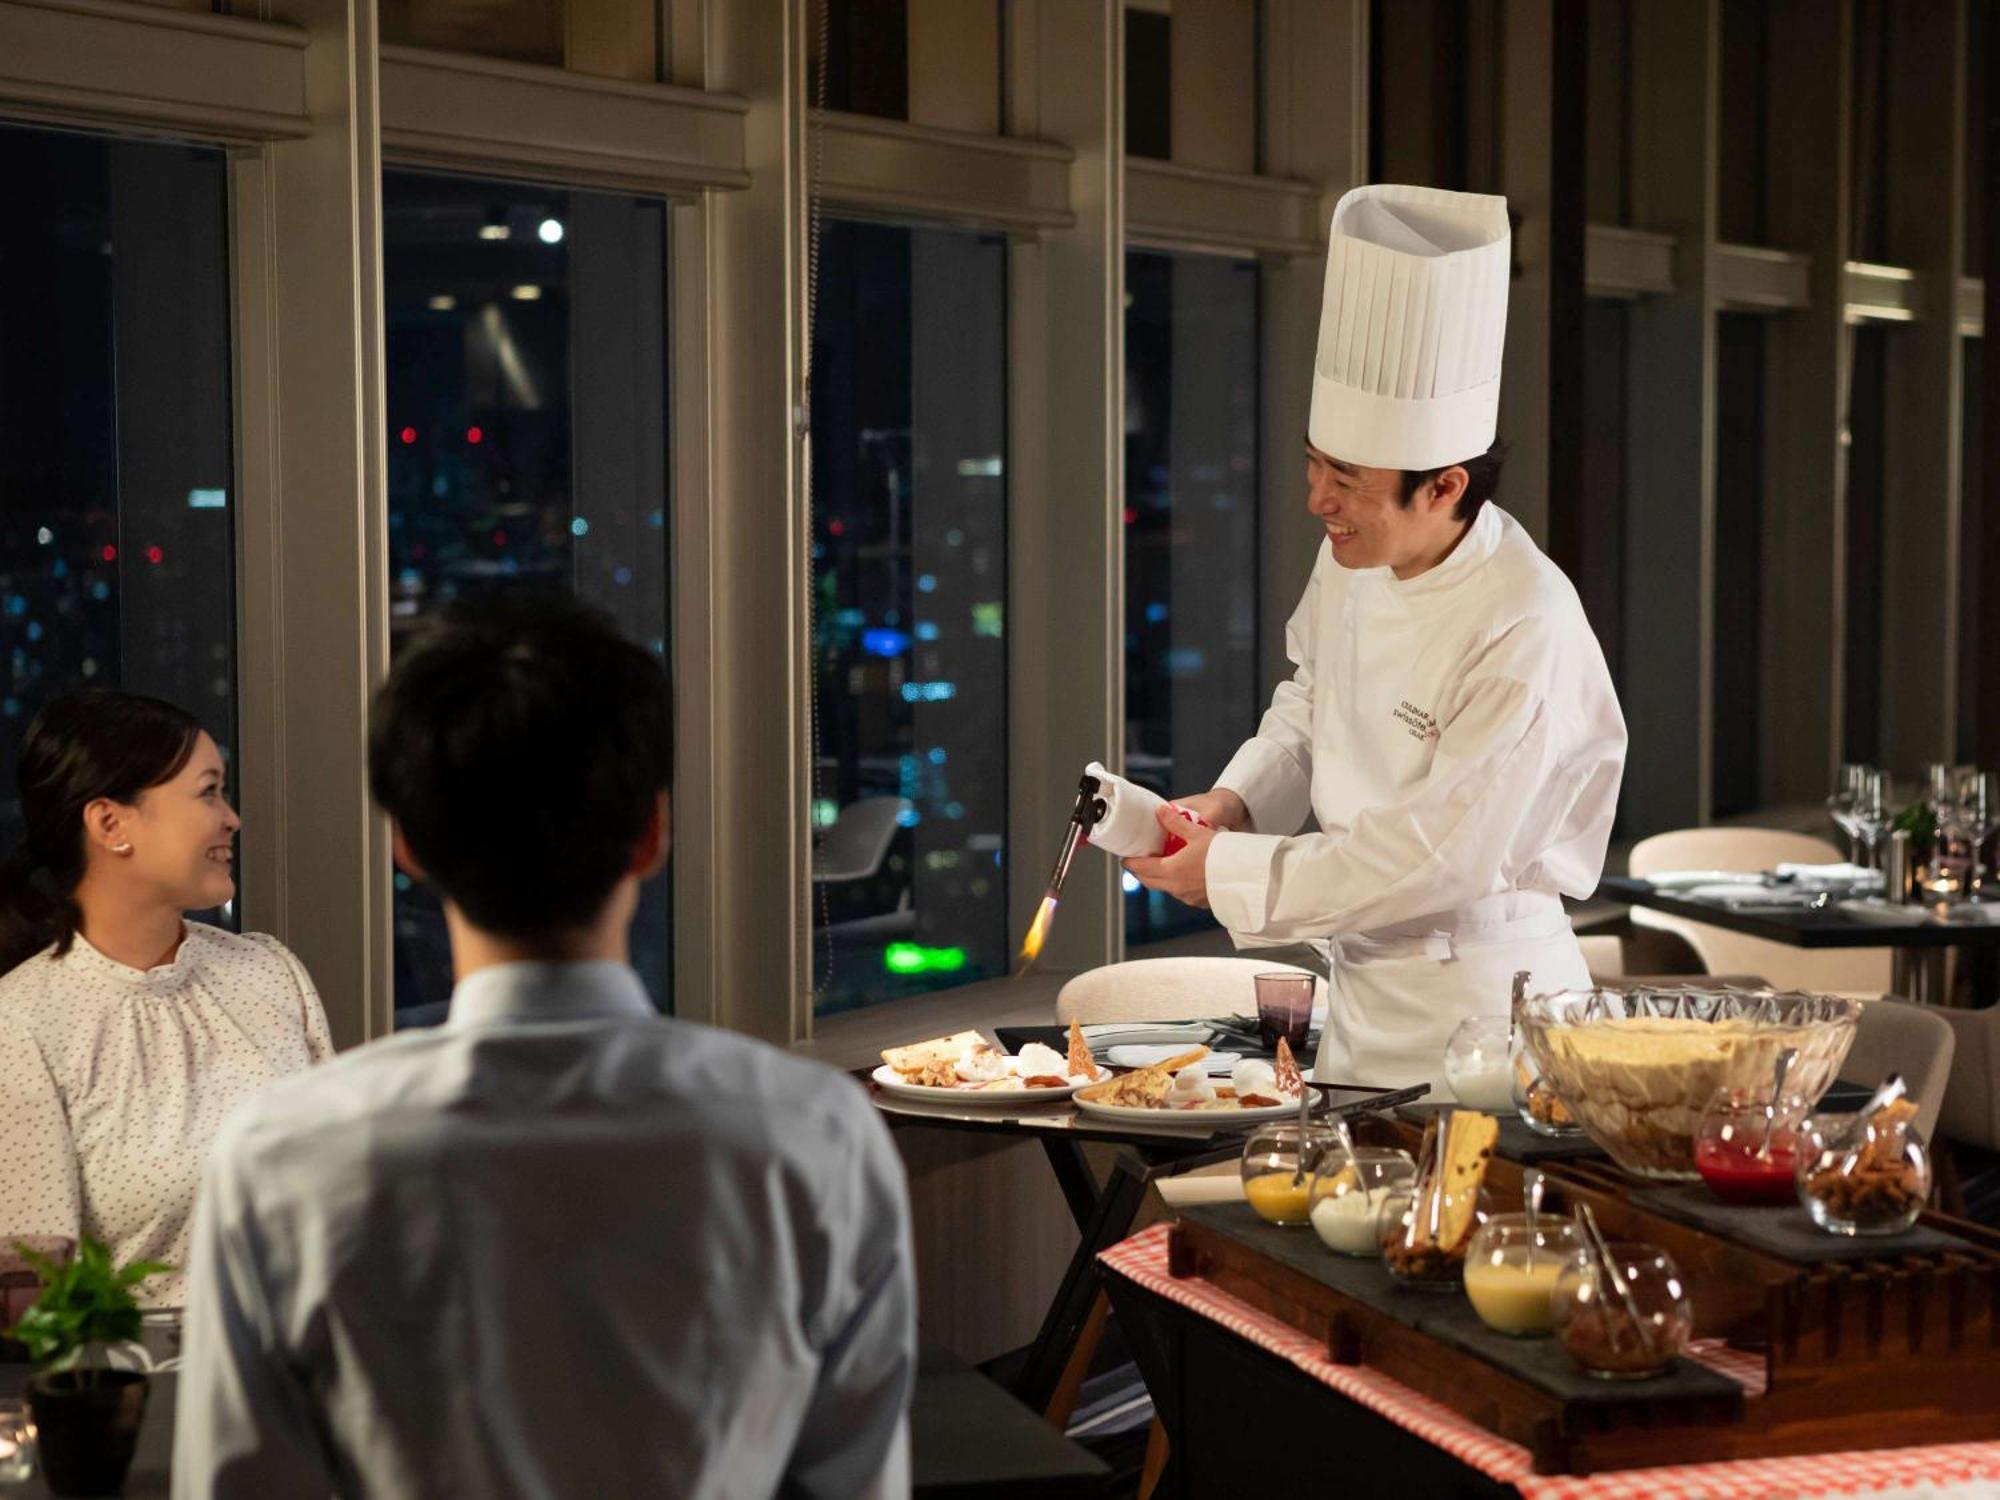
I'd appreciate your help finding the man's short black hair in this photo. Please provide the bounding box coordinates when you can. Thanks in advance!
[369,595,673,937]
[1397,439,1507,523]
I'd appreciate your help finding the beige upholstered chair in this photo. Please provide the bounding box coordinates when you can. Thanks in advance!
[1839,995,1956,1143]
[1928,1002,2000,1153]
[1627,828,1893,995]
[1055,956,1322,1026]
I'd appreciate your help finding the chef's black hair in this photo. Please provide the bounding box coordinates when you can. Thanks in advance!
[369,595,673,938]
[0,691,203,976]
[1398,439,1507,523]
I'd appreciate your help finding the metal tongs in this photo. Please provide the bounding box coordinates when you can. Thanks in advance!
[1018,772,1106,969]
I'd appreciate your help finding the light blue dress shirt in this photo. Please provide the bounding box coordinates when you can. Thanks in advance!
[172,961,915,1499]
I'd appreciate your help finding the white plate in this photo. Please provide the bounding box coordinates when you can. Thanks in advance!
[870,1064,1087,1104]
[1836,898,1929,926]
[1642,870,1766,890]
[1106,1045,1243,1074]
[1073,1093,1303,1126]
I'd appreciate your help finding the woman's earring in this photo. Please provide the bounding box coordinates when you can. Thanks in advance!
[111,842,133,855]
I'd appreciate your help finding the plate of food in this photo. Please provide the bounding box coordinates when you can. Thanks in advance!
[1073,1039,1308,1124]
[873,1023,1106,1102]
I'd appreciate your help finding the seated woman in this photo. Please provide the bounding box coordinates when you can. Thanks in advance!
[0,691,332,1307]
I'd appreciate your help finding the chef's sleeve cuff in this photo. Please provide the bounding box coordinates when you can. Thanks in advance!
[1205,830,1285,936]
[1214,742,1312,838]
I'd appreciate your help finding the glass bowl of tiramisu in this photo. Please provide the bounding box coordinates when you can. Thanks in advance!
[1516,987,1861,1181]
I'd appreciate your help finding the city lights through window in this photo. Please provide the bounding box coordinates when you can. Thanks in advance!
[811,221,1008,1013]
[382,171,672,1020]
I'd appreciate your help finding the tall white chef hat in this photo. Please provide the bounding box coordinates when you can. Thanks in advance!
[1309,184,1511,471]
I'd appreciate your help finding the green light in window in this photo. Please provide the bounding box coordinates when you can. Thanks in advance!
[883,943,968,976]
[812,798,839,829]
[971,602,1004,639]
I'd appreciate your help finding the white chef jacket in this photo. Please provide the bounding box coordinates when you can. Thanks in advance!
[0,923,333,1307]
[1207,503,1625,1088]
[173,961,915,1500]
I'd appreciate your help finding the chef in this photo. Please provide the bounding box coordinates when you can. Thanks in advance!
[1126,184,1627,1093]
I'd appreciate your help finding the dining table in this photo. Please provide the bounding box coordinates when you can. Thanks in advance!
[864,1023,1421,1419]
[1595,874,2000,1004]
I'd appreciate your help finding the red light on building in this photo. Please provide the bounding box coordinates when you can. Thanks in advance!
[1122,507,1139,525]
[399,426,417,445]
[492,530,507,547]
[145,545,164,565]
[466,426,484,445]
[100,545,117,563]
[828,519,845,537]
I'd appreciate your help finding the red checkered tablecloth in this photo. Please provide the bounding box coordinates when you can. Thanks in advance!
[1100,1223,2000,1500]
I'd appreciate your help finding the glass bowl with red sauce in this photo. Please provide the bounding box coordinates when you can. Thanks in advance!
[1693,1086,1812,1205]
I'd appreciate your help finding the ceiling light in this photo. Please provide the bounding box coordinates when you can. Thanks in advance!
[478,224,512,241]
[428,294,457,312]
[537,218,565,244]
[511,284,542,301]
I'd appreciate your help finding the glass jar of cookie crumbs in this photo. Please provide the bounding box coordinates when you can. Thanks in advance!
[1796,1098,1931,1236]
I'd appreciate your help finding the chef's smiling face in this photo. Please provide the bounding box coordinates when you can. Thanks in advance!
[1304,441,1472,578]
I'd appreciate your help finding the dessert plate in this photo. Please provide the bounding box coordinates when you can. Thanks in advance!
[870,1065,1087,1104]
[1072,1094,1300,1126]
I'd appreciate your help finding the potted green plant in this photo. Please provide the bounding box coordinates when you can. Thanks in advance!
[5,1239,168,1497]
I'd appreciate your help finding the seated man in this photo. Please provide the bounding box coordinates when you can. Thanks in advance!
[174,599,915,1499]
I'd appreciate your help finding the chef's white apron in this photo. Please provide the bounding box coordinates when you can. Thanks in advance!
[1311,891,1589,1098]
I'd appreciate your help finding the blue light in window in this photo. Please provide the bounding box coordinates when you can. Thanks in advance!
[1165,647,1207,676]
[90,582,110,602]
[899,680,957,703]
[3,597,24,619]
[896,805,921,828]
[570,516,590,537]
[862,628,911,658]
[927,746,947,765]
[186,488,227,510]
[24,623,42,643]
[614,566,633,586]
[915,621,940,642]
[833,608,866,628]
[1145,602,1169,624]
[50,561,66,580]
[944,801,965,819]
[917,573,937,593]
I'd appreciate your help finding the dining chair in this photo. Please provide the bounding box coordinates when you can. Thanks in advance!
[1054,955,1322,1026]
[1839,995,1956,1143]
[1627,827,1893,995]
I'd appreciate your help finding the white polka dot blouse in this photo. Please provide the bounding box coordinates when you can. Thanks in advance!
[0,921,334,1308]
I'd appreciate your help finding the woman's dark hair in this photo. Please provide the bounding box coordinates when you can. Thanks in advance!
[1398,439,1508,522]
[0,691,203,975]
[369,595,674,937]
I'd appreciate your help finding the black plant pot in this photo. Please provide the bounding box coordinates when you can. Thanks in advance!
[26,1368,149,1496]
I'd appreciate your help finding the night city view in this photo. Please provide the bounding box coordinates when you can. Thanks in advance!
[0,125,237,887]
[382,171,672,1019]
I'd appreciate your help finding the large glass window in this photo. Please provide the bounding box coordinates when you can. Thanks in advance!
[382,171,671,1021]
[1122,249,1260,945]
[0,124,237,891]
[810,220,1008,1014]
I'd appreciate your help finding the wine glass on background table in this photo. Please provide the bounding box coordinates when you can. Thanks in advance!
[1956,772,1999,901]
[1827,763,1873,862]
[1849,770,1890,871]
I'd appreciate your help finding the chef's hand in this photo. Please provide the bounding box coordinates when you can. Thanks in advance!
[1168,788,1250,832]
[1123,805,1223,909]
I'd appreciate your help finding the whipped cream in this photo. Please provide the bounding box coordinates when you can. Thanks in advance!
[954,1044,1011,1084]
[1166,1069,1217,1107]
[1011,1042,1069,1080]
[1231,1059,1280,1098]
[1310,1185,1397,1255]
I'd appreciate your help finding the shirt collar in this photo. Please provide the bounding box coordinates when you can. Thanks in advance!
[64,924,199,993]
[1382,500,1503,597]
[446,961,657,1029]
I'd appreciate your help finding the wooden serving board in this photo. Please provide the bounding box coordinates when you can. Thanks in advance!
[1170,1119,2000,1475]
[1169,1206,1743,1476]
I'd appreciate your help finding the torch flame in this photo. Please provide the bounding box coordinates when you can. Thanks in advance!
[1019,895,1058,966]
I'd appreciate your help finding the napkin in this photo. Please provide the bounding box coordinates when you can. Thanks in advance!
[1774,861,1882,890]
